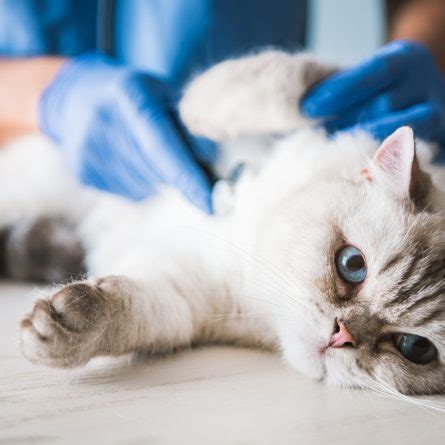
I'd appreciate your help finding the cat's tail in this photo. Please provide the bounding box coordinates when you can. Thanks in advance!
[179,50,336,141]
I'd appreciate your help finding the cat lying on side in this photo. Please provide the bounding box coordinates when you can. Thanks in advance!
[2,51,443,395]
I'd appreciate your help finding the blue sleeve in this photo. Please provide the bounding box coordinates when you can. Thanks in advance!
[0,0,98,57]
[113,0,307,84]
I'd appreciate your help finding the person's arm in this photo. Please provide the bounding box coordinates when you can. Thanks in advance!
[0,58,64,144]
[387,0,445,71]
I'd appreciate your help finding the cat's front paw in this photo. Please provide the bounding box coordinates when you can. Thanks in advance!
[20,281,110,367]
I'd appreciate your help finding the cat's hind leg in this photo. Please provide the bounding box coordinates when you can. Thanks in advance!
[1,216,85,283]
[0,135,93,283]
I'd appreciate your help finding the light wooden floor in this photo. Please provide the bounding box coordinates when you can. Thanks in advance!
[1,281,444,445]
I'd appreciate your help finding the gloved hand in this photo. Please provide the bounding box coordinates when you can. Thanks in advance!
[302,40,445,147]
[39,53,215,212]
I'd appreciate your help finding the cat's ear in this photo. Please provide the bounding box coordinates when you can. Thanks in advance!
[371,126,424,201]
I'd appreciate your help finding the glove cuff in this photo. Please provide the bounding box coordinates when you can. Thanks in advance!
[38,52,124,143]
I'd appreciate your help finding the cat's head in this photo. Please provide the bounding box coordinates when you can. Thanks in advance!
[255,127,445,394]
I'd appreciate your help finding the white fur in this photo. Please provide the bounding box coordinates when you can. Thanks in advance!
[11,51,445,395]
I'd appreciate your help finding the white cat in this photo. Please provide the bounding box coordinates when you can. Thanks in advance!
[3,51,443,395]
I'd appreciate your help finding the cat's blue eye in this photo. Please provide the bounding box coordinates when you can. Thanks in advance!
[336,246,366,284]
[395,334,437,365]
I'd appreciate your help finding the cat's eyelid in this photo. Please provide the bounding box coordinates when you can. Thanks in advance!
[379,326,432,338]
[380,331,439,357]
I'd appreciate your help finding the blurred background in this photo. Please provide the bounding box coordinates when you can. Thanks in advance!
[308,0,385,64]
[2,0,445,204]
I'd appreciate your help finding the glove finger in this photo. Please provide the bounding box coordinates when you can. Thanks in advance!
[341,102,443,141]
[82,99,213,212]
[189,135,219,165]
[302,41,417,118]
[109,73,211,213]
[114,74,213,212]
[169,107,219,165]
[324,81,427,133]
[131,114,213,213]
[324,93,394,133]
[79,106,163,200]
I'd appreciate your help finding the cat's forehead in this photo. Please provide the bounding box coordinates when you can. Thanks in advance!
[337,182,444,254]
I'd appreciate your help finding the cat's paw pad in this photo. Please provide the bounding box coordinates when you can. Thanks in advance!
[20,282,108,367]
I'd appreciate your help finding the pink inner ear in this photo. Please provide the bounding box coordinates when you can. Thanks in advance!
[372,127,415,197]
[375,137,405,173]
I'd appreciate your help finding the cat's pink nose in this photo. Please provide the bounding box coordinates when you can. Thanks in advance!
[329,320,355,348]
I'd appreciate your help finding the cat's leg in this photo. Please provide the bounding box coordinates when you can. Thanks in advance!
[179,51,336,141]
[20,276,186,367]
[20,274,274,367]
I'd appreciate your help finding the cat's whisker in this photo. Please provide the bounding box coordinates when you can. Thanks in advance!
[173,225,298,288]
[86,115,159,195]
[364,374,445,413]
[194,290,298,314]
[195,311,299,320]
[359,374,445,412]
[198,313,299,326]
[176,225,311,308]
[240,275,312,313]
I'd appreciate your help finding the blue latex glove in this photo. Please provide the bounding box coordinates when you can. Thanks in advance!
[302,40,445,147]
[39,53,214,212]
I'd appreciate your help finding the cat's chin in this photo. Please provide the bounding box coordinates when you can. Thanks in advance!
[280,338,327,381]
[322,349,369,388]
[283,343,368,388]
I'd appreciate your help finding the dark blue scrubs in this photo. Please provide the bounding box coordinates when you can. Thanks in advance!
[0,0,307,85]
[0,0,97,56]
